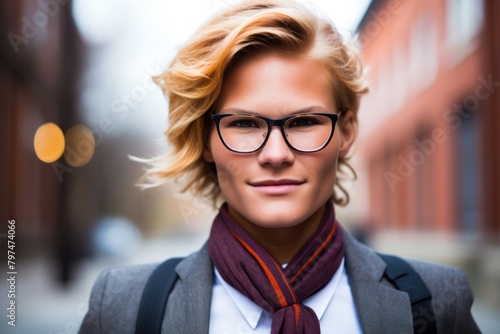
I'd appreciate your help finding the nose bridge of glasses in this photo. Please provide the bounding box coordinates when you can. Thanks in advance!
[263,119,291,150]
[265,117,286,130]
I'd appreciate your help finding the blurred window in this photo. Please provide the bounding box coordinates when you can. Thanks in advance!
[391,44,406,112]
[446,0,484,63]
[414,126,433,230]
[456,106,482,235]
[378,60,390,113]
[409,9,438,94]
[383,145,396,229]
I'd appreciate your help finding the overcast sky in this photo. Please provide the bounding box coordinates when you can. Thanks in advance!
[73,0,371,44]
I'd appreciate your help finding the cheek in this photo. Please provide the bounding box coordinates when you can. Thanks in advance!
[314,155,339,201]
[316,155,338,181]
[310,136,341,186]
[209,134,250,190]
[216,160,241,190]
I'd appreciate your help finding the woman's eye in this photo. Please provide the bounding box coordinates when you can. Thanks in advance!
[289,117,317,127]
[229,119,257,128]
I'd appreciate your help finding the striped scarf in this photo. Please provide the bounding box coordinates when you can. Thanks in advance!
[208,200,345,334]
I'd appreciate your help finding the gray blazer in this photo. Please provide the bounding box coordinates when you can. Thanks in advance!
[79,232,480,333]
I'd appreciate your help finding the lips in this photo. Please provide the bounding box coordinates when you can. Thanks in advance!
[250,179,304,186]
[249,179,305,195]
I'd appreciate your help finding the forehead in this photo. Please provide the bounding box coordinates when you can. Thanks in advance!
[217,53,336,116]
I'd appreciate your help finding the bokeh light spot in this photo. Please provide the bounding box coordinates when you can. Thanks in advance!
[64,124,96,167]
[34,122,65,163]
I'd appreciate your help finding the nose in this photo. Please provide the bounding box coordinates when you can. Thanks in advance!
[257,127,295,167]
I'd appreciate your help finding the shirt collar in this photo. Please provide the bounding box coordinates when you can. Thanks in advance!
[214,257,345,329]
[214,268,263,329]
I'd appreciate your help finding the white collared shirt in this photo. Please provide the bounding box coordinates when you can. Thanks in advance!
[209,258,363,333]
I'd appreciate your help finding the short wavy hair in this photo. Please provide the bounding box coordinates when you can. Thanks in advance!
[142,0,368,206]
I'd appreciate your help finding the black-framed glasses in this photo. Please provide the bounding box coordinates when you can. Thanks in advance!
[211,112,342,153]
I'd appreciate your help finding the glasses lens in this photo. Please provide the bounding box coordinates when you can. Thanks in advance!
[218,115,267,152]
[284,114,333,152]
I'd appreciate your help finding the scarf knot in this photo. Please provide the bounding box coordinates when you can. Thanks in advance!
[208,201,344,334]
[272,304,320,334]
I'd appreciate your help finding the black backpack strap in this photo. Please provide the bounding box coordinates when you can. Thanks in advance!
[379,253,437,334]
[135,257,184,334]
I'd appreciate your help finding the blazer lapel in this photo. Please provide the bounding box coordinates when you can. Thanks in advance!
[162,243,213,334]
[161,232,414,334]
[344,232,414,334]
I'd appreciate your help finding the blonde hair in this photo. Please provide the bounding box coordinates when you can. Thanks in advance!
[143,0,368,206]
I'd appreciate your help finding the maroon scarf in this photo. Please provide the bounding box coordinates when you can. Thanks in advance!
[208,200,345,334]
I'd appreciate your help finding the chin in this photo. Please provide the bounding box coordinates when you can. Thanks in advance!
[225,193,323,229]
[245,208,310,229]
[252,217,303,229]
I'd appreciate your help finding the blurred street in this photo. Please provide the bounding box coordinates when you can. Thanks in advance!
[1,231,499,334]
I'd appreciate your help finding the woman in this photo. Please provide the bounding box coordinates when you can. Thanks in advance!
[79,0,479,333]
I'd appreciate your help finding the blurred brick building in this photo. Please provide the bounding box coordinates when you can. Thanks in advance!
[0,0,85,283]
[357,0,500,240]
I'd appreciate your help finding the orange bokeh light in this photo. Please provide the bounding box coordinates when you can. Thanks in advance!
[64,124,95,167]
[34,122,65,163]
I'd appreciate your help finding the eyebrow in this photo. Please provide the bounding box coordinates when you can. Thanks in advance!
[217,106,331,115]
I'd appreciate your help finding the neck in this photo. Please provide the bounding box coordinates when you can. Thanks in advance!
[227,204,326,264]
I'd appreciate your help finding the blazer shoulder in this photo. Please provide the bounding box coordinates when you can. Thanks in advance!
[94,262,160,305]
[79,262,160,334]
[404,257,470,294]
[404,258,481,333]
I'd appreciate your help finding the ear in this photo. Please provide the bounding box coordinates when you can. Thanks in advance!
[338,110,357,158]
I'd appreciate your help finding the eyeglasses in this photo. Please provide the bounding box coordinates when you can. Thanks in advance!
[211,112,342,153]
